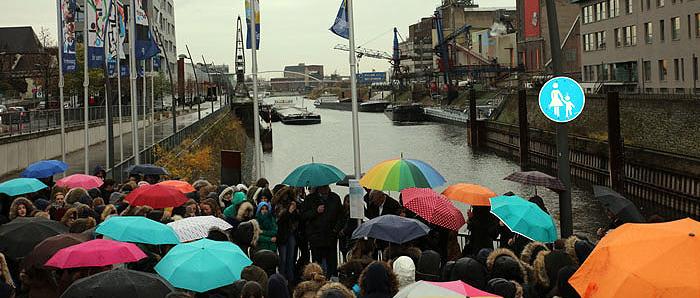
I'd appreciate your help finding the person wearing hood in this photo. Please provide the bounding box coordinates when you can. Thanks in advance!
[488,278,524,298]
[199,198,222,218]
[225,198,255,230]
[392,256,415,290]
[465,206,497,256]
[240,280,264,298]
[93,165,106,180]
[9,197,34,220]
[223,192,248,220]
[268,272,290,298]
[486,248,528,285]
[519,242,549,285]
[359,261,399,298]
[48,187,68,221]
[533,239,575,295]
[301,185,344,278]
[231,221,256,257]
[450,257,488,291]
[414,250,442,282]
[64,188,91,207]
[564,235,595,266]
[273,186,301,284]
[218,185,237,209]
[241,265,268,297]
[255,202,278,251]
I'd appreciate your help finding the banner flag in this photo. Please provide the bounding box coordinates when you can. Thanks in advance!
[245,0,260,49]
[330,0,349,39]
[134,0,160,60]
[59,0,78,72]
[87,0,109,68]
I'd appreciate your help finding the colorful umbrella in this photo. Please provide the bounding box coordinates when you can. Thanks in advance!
[167,216,233,243]
[55,174,104,189]
[569,218,700,298]
[352,214,431,244]
[442,183,497,206]
[125,184,188,209]
[45,239,147,269]
[504,171,565,192]
[22,233,90,270]
[360,158,446,191]
[489,196,558,243]
[395,280,501,298]
[0,217,68,259]
[96,216,180,245]
[592,185,645,223]
[62,268,175,298]
[157,180,196,193]
[125,164,169,176]
[20,160,69,178]
[155,238,252,293]
[400,188,466,231]
[0,178,48,196]
[281,162,346,187]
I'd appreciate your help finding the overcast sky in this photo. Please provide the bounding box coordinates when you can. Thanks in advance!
[1,0,515,77]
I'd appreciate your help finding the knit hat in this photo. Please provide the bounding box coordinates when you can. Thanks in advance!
[34,199,50,211]
[393,256,416,290]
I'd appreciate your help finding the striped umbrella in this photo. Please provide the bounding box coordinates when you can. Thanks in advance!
[360,158,446,191]
[400,188,465,231]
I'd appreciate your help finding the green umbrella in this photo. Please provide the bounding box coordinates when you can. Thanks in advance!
[281,162,346,187]
[0,178,48,196]
[96,216,180,245]
[489,195,558,243]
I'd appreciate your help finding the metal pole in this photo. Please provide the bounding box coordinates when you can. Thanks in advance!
[104,4,113,170]
[83,2,90,175]
[152,27,177,134]
[128,0,140,164]
[142,60,147,147]
[347,0,362,179]
[151,57,155,145]
[544,0,573,238]
[201,56,214,112]
[249,0,262,179]
[185,45,200,119]
[56,0,66,169]
[116,17,124,162]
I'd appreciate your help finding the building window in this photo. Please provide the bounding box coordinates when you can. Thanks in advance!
[626,0,634,13]
[601,63,610,80]
[657,0,665,6]
[643,60,652,81]
[583,6,594,23]
[675,88,685,94]
[609,0,620,17]
[696,13,700,37]
[596,2,608,20]
[659,88,669,93]
[659,60,668,80]
[672,17,681,40]
[583,34,590,51]
[597,31,607,48]
[645,22,653,43]
[674,58,680,80]
[660,20,666,41]
[624,25,637,46]
[646,0,651,10]
[615,28,623,46]
[689,15,693,39]
[694,56,699,81]
[682,58,685,80]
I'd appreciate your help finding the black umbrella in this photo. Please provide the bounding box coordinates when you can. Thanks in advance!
[504,171,566,193]
[592,185,645,223]
[0,217,69,259]
[125,164,169,176]
[61,268,175,298]
[352,215,430,244]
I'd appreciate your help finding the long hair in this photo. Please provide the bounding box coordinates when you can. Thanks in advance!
[0,253,15,288]
[9,197,34,220]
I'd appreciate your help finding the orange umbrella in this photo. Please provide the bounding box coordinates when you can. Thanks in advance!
[442,183,496,206]
[157,180,196,194]
[569,218,700,298]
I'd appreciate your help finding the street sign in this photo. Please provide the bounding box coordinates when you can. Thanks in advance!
[538,76,585,123]
[357,72,387,84]
[348,179,365,220]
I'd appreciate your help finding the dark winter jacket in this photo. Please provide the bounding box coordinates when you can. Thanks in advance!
[486,248,528,284]
[415,250,442,282]
[273,188,299,244]
[301,191,344,248]
[465,206,497,256]
[533,250,576,291]
[451,257,488,290]
[360,262,392,298]
[267,273,290,298]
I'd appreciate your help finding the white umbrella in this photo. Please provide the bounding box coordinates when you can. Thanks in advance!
[167,216,233,242]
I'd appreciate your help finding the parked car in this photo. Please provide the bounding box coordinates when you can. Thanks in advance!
[1,107,30,124]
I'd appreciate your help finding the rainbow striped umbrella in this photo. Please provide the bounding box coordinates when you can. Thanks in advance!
[360,158,446,191]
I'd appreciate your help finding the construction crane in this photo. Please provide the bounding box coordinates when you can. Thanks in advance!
[333,27,406,86]
[233,16,248,97]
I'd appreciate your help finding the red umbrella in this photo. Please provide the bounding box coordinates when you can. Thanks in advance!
[44,239,146,269]
[400,188,466,231]
[55,174,103,189]
[125,184,188,209]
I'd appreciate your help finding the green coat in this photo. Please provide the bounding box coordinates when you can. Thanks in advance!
[256,202,278,251]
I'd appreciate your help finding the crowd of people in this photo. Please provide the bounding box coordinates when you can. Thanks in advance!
[0,167,613,298]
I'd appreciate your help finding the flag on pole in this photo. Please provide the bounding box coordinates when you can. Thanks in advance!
[86,0,109,68]
[133,0,160,60]
[59,0,78,72]
[245,0,260,49]
[330,0,349,39]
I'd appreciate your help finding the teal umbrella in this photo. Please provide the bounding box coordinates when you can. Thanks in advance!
[154,238,252,293]
[490,195,558,243]
[0,178,48,196]
[281,162,346,187]
[96,216,180,245]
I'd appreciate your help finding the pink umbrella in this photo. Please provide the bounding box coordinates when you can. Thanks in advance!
[400,188,466,231]
[55,174,104,189]
[44,239,146,269]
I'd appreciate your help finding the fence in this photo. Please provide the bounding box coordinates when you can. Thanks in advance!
[107,104,230,182]
[481,121,700,219]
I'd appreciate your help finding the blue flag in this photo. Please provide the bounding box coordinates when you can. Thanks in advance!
[330,0,349,39]
[245,0,260,49]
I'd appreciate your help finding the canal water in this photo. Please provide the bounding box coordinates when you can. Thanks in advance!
[262,97,606,239]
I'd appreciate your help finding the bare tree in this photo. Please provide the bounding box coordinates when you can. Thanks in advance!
[37,26,56,49]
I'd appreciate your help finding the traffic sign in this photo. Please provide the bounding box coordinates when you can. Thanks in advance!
[538,76,585,123]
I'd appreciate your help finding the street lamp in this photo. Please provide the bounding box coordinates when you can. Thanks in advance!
[181,47,200,120]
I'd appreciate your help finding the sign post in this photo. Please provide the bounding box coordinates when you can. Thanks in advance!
[538,76,585,238]
[348,179,365,220]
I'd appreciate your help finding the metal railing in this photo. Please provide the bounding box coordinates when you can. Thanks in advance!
[0,105,153,138]
[107,104,230,182]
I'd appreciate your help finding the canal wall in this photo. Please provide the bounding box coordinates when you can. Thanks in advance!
[478,93,700,219]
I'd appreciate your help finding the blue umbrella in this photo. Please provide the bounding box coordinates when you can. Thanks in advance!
[282,162,346,187]
[352,214,431,244]
[0,178,48,196]
[21,160,69,179]
[96,216,180,245]
[20,160,68,178]
[490,195,558,243]
[155,238,252,293]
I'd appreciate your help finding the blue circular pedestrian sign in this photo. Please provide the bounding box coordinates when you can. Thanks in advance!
[538,77,585,123]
